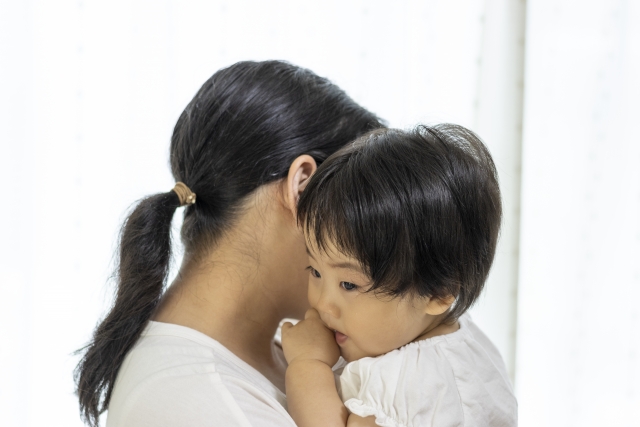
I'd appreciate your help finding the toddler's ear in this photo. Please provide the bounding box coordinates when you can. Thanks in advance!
[424,295,456,316]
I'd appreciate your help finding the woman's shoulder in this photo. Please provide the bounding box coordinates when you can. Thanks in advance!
[106,321,295,427]
[339,314,517,426]
[114,321,276,388]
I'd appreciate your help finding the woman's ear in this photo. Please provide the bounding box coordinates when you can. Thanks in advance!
[282,154,317,216]
[424,295,456,316]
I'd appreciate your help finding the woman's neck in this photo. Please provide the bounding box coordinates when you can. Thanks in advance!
[156,259,283,361]
[153,185,309,391]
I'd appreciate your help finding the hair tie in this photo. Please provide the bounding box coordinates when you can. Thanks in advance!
[172,182,196,206]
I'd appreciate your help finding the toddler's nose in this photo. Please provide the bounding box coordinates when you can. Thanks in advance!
[311,288,340,320]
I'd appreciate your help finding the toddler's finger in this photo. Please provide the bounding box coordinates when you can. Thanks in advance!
[281,321,293,332]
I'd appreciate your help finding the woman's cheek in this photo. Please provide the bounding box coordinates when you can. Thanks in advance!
[294,277,311,317]
[285,266,312,319]
[307,280,319,309]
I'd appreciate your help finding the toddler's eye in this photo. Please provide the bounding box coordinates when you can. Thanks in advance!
[306,266,321,278]
[340,281,358,291]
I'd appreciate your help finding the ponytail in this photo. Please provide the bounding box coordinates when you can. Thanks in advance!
[75,191,180,426]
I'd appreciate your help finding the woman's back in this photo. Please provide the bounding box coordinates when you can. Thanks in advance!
[107,321,295,427]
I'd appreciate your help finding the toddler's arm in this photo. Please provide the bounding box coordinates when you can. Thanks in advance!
[282,308,350,427]
[286,359,378,426]
[346,415,378,426]
[285,359,347,426]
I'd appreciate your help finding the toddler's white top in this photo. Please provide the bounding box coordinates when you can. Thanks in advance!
[339,314,517,427]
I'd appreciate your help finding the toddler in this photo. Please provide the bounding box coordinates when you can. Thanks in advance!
[282,125,517,427]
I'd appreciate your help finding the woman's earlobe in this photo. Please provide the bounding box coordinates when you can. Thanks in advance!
[284,155,317,214]
[424,295,456,316]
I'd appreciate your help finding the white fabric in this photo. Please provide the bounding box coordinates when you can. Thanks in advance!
[339,314,517,427]
[106,321,296,427]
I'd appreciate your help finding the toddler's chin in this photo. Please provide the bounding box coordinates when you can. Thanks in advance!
[339,348,366,363]
[338,348,353,363]
[340,346,387,363]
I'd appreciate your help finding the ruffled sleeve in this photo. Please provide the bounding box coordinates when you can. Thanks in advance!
[339,344,466,427]
[337,314,517,427]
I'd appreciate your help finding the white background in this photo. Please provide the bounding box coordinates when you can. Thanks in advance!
[0,1,638,426]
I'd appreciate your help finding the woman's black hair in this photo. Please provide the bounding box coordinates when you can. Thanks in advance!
[74,60,383,426]
[297,125,502,322]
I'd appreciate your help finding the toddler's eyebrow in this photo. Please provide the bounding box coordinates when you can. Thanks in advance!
[329,260,363,272]
[305,245,364,273]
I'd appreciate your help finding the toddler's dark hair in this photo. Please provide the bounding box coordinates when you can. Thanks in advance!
[297,124,502,322]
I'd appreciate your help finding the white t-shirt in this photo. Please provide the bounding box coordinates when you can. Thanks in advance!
[106,321,296,427]
[339,314,518,427]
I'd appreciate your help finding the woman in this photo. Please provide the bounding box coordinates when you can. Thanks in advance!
[75,60,383,427]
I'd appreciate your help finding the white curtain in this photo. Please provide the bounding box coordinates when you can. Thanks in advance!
[516,1,640,425]
[0,1,637,426]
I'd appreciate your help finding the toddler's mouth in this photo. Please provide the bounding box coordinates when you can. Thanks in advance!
[334,329,348,345]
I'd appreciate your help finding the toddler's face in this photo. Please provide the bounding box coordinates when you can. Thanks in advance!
[305,239,433,362]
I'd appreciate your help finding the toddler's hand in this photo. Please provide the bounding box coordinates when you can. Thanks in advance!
[281,308,340,367]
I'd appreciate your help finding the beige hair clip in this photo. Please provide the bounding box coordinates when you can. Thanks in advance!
[172,182,196,206]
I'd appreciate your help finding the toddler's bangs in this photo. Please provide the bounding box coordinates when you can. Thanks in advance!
[297,129,421,298]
